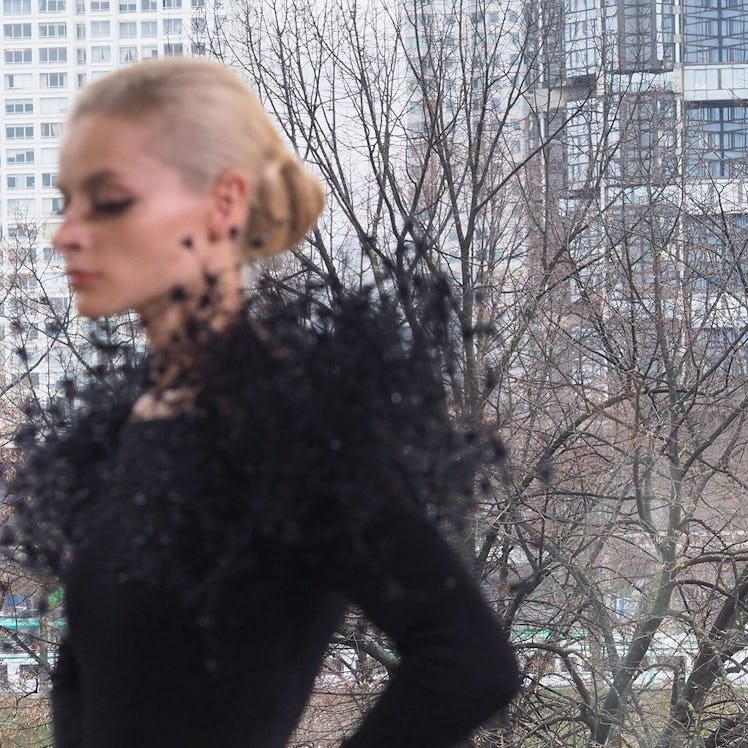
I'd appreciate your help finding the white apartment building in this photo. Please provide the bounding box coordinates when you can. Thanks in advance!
[0,0,211,401]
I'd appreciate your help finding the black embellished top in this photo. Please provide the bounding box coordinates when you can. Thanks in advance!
[10,292,520,747]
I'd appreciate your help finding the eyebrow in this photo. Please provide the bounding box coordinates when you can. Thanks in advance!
[56,169,124,196]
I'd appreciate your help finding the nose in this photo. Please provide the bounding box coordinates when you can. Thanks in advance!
[52,204,87,254]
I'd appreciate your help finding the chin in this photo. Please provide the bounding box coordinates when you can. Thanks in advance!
[73,298,125,320]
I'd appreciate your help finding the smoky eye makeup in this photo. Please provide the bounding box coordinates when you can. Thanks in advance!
[91,197,136,216]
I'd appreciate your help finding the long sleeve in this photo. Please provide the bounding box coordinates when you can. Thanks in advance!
[51,635,83,748]
[332,508,520,748]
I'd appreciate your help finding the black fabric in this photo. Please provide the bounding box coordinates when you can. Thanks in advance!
[10,290,519,747]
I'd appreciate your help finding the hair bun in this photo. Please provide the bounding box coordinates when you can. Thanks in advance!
[245,156,325,259]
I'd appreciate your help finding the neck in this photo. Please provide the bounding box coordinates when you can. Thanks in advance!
[139,272,244,393]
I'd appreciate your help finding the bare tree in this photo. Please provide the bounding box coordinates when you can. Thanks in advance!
[208,1,748,747]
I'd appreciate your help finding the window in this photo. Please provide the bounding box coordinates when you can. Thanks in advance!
[39,46,67,62]
[163,42,182,56]
[41,122,62,137]
[191,41,206,55]
[76,47,86,63]
[76,22,85,38]
[90,0,109,8]
[91,20,110,37]
[3,0,31,12]
[141,20,157,36]
[39,22,66,37]
[141,0,156,9]
[39,0,66,9]
[40,72,67,88]
[39,96,69,114]
[6,149,35,164]
[684,0,748,63]
[4,49,32,64]
[7,174,35,189]
[43,197,64,213]
[118,0,135,8]
[42,172,56,187]
[5,98,33,114]
[91,45,111,63]
[141,44,158,58]
[191,17,206,33]
[4,23,32,38]
[119,21,136,37]
[119,45,137,63]
[77,72,87,87]
[191,0,204,7]
[4,74,33,90]
[41,147,58,164]
[7,198,35,215]
[163,18,182,34]
[6,125,34,138]
[162,0,181,6]
[687,103,748,177]
[75,0,84,10]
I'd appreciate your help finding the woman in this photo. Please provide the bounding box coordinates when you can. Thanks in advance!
[10,58,519,747]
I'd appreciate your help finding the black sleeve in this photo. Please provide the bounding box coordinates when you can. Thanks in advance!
[332,508,520,748]
[51,635,83,748]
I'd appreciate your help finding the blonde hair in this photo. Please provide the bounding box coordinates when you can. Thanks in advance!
[69,57,325,260]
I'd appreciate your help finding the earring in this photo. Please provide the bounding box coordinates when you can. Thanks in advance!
[169,285,187,302]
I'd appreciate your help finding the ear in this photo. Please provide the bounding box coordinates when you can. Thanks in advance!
[207,169,252,243]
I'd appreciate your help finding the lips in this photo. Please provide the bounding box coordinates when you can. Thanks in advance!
[66,270,99,288]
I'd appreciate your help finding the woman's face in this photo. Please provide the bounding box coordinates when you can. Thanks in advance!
[54,115,235,320]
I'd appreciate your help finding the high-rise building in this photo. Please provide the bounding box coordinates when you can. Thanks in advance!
[524,0,748,346]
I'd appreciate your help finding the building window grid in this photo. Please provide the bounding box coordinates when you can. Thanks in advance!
[39,22,67,37]
[3,23,32,38]
[3,0,31,13]
[90,19,110,37]
[39,46,67,63]
[119,45,137,63]
[6,124,34,139]
[7,174,35,189]
[40,71,67,88]
[41,122,62,137]
[39,0,66,10]
[163,17,182,34]
[684,0,748,63]
[91,45,111,63]
[4,49,32,64]
[4,73,33,89]
[5,99,33,114]
[6,149,35,164]
[687,103,748,177]
[119,20,136,37]
[561,0,600,77]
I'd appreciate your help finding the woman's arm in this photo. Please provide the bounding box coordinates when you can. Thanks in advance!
[334,508,520,748]
[51,635,83,748]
